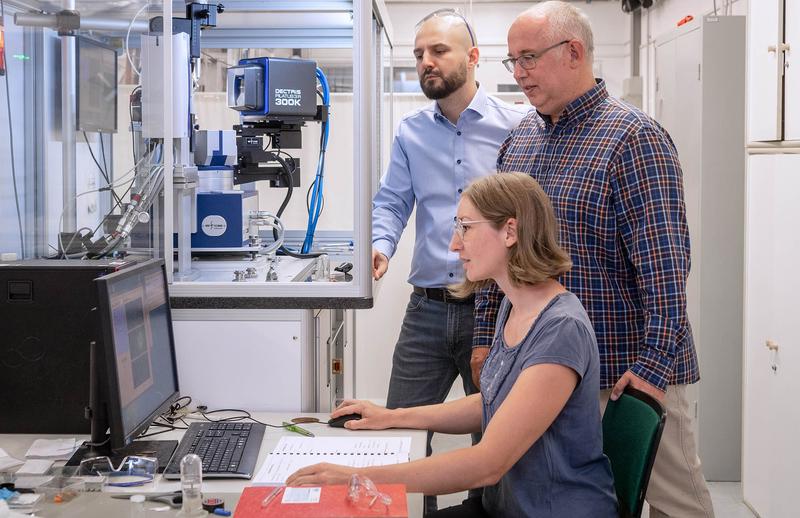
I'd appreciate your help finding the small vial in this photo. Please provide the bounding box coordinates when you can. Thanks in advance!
[176,453,206,517]
[129,494,145,518]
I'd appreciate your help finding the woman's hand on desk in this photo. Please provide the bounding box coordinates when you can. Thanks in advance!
[286,462,356,486]
[331,400,394,430]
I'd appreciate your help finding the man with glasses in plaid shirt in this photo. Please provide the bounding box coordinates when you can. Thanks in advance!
[473,2,714,516]
[371,8,528,515]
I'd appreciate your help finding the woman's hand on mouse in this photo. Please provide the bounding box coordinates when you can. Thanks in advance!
[331,400,394,430]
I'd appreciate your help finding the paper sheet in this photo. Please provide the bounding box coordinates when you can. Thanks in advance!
[24,438,77,460]
[0,448,24,471]
[253,436,412,486]
[16,459,54,475]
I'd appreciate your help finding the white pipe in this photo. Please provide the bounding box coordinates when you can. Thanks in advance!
[61,0,77,232]
[13,12,149,32]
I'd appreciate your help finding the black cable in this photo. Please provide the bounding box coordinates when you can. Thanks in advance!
[99,130,110,180]
[83,132,123,205]
[198,408,286,429]
[268,152,323,259]
[306,119,328,217]
[1,0,25,255]
[138,426,180,439]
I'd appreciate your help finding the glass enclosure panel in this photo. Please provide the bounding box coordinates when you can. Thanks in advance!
[1,0,385,306]
[0,0,165,263]
[381,27,393,189]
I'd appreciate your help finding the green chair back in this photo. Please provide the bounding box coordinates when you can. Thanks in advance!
[602,387,666,518]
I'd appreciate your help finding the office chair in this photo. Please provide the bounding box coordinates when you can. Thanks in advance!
[602,387,666,518]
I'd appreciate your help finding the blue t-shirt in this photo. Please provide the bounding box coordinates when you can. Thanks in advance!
[480,292,617,518]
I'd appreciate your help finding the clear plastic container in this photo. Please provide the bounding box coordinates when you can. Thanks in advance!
[35,476,85,503]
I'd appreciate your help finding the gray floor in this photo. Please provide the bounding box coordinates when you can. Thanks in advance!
[430,433,755,517]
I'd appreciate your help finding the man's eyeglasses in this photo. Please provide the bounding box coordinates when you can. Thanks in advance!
[77,456,157,487]
[453,217,491,240]
[415,8,476,48]
[502,40,571,73]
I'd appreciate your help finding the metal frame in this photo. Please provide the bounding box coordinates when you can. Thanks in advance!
[166,0,386,306]
[9,0,390,306]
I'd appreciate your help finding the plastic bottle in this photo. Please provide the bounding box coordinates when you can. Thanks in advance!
[176,453,206,517]
[129,494,145,518]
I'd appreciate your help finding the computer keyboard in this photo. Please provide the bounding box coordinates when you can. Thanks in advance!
[163,421,266,479]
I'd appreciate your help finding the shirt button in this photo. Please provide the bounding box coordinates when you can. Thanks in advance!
[457,131,462,136]
[448,273,454,278]
[456,159,462,164]
[457,189,462,194]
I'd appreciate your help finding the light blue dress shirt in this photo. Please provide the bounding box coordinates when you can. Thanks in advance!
[372,86,529,288]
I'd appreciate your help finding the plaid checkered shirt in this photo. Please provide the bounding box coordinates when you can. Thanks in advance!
[473,80,700,391]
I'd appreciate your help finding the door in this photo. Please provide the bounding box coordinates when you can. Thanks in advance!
[742,154,800,517]
[784,0,800,140]
[747,0,783,141]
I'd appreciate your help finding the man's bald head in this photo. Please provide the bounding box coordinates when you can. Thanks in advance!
[414,12,476,52]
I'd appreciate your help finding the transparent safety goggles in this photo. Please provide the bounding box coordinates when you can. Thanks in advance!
[77,456,158,487]
[347,474,392,510]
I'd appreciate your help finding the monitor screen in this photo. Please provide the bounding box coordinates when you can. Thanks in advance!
[77,37,118,133]
[96,259,179,448]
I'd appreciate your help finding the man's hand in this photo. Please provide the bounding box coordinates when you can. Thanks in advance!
[286,462,356,487]
[470,347,490,390]
[372,249,389,280]
[610,370,665,402]
[330,399,395,430]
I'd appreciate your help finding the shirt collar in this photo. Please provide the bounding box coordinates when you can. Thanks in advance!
[433,82,487,122]
[539,78,608,128]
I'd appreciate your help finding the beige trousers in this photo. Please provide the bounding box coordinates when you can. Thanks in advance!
[599,385,715,518]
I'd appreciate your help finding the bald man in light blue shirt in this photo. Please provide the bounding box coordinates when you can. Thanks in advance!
[371,10,528,514]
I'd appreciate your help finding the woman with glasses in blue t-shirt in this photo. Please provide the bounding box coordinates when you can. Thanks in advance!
[287,173,617,518]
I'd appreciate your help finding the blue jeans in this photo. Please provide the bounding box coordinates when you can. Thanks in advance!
[386,291,482,516]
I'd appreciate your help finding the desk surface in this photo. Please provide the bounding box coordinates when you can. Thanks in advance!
[0,412,426,517]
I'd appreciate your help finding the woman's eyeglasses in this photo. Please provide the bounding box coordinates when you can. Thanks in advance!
[453,217,491,240]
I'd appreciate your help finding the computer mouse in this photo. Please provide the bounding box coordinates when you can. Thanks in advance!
[328,413,362,428]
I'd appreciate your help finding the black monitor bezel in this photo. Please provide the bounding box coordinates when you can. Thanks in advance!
[94,259,179,450]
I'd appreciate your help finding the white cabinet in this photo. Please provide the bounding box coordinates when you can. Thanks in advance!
[785,0,800,139]
[653,16,745,481]
[748,0,800,141]
[742,154,800,517]
[171,310,316,412]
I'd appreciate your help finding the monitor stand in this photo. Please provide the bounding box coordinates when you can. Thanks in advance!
[66,340,179,473]
[66,439,178,473]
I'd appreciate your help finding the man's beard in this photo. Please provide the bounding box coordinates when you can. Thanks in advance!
[419,63,468,100]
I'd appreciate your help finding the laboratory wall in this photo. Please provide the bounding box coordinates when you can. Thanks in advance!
[353,1,633,405]
[386,0,631,97]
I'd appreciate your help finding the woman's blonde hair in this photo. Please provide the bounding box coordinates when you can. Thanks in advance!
[450,172,571,297]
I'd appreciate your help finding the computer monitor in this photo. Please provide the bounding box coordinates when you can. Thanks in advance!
[67,259,179,467]
[95,258,179,450]
[76,36,118,133]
